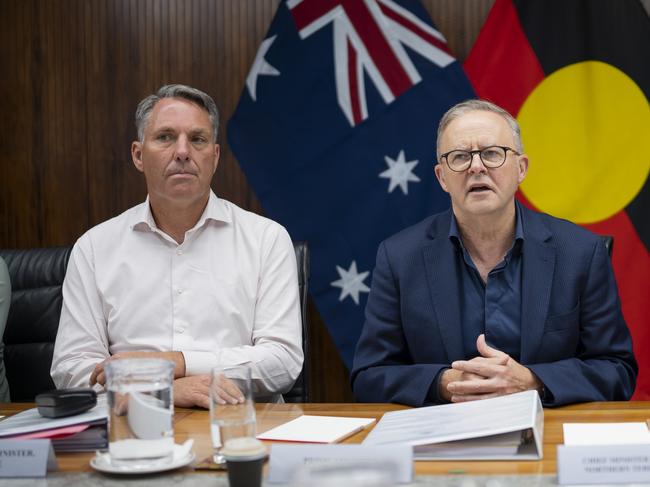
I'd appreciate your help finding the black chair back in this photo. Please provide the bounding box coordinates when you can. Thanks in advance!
[0,247,71,401]
[601,235,614,258]
[284,241,310,403]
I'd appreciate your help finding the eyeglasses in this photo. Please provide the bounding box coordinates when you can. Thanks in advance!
[439,145,520,172]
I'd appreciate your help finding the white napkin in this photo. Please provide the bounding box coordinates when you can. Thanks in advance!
[107,438,193,461]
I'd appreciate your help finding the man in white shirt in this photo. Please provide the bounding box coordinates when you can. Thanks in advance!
[51,84,303,407]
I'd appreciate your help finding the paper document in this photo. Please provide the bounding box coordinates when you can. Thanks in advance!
[0,396,108,452]
[364,390,543,460]
[563,423,650,446]
[414,430,523,459]
[0,396,107,437]
[257,415,375,443]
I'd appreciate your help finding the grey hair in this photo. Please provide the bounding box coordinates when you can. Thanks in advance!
[436,99,523,160]
[135,84,219,143]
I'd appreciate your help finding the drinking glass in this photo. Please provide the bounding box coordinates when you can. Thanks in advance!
[105,358,175,468]
[209,365,256,465]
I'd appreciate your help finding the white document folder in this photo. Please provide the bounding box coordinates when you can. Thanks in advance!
[363,390,543,460]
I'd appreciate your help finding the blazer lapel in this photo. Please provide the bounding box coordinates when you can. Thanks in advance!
[422,215,464,362]
[520,208,555,363]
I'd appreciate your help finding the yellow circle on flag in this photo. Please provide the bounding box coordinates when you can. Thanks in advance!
[518,61,650,224]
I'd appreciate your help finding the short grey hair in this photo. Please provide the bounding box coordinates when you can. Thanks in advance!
[135,84,219,143]
[436,99,523,160]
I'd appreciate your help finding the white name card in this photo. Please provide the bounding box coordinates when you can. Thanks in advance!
[0,440,58,478]
[267,444,413,483]
[557,444,650,485]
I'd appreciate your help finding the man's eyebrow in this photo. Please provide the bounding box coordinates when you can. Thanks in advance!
[189,127,211,135]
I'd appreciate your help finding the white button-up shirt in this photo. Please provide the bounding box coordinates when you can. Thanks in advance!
[51,191,303,399]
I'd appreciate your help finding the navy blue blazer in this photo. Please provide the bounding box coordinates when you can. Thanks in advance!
[351,204,637,407]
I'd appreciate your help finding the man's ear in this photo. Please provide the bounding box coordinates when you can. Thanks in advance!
[517,154,529,184]
[132,141,144,173]
[434,163,450,193]
[211,144,220,176]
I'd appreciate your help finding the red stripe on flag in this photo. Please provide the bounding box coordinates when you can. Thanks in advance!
[342,0,412,98]
[584,212,650,400]
[464,0,544,116]
[291,0,340,31]
[377,1,452,56]
[348,40,362,125]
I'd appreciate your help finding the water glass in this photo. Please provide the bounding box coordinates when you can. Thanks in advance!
[105,358,175,468]
[210,365,256,465]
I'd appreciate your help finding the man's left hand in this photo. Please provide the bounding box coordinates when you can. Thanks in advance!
[89,351,186,386]
[173,375,211,409]
[446,334,543,402]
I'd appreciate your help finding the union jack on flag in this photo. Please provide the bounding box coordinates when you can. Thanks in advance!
[289,0,455,125]
[228,0,474,368]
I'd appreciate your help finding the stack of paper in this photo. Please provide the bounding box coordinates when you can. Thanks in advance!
[414,430,524,458]
[0,402,108,452]
[257,415,375,443]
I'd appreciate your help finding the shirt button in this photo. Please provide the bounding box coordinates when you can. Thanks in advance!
[177,288,183,295]
[177,327,185,334]
[176,249,183,255]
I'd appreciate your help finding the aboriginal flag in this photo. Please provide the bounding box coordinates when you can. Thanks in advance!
[465,0,650,398]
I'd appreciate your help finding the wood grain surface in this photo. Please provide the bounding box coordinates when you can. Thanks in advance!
[3,401,649,476]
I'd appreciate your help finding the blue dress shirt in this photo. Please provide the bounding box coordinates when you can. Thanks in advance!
[430,207,524,403]
[448,208,524,361]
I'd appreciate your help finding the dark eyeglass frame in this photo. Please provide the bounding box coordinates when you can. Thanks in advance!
[439,145,520,172]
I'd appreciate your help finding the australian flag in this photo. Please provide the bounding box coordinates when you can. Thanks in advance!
[228,0,475,369]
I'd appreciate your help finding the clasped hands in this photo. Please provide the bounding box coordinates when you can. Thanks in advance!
[439,334,543,403]
[89,351,244,409]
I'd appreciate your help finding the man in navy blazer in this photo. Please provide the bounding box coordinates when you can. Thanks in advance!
[351,100,637,407]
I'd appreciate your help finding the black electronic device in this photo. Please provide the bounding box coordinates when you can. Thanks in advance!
[35,388,98,418]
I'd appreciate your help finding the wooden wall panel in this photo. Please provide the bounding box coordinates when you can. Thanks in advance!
[1,0,90,247]
[1,0,498,402]
[0,1,34,247]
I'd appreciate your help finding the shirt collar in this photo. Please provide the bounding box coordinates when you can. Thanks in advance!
[448,202,525,249]
[131,190,232,232]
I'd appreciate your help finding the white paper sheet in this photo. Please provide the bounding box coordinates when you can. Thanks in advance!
[563,423,650,446]
[257,415,375,443]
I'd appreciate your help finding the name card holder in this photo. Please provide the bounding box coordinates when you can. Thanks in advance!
[267,444,413,483]
[557,444,650,485]
[0,439,58,477]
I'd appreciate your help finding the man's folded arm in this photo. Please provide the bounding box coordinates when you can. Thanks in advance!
[352,242,449,406]
[527,239,637,406]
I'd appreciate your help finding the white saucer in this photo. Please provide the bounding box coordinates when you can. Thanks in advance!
[90,451,195,474]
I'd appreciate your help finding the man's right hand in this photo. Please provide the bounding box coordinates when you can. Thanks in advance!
[89,351,187,386]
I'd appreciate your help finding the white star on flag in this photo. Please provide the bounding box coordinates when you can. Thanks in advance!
[330,261,371,305]
[379,150,421,194]
[246,36,281,101]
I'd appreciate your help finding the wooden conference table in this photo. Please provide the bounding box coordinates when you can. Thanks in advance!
[2,401,650,485]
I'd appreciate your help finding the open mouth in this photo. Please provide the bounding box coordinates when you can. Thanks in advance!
[468,185,492,193]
